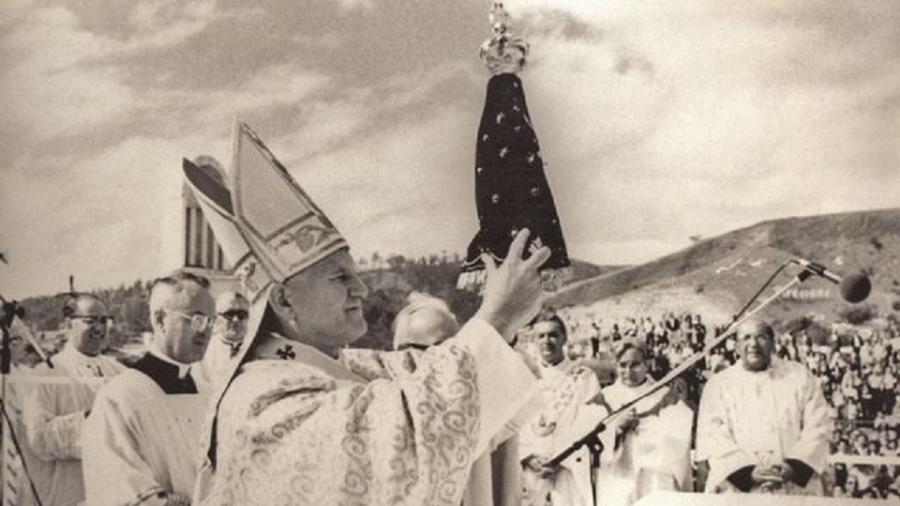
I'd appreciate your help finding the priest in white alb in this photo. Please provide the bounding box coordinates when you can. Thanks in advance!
[518,312,605,506]
[594,339,693,506]
[21,294,125,506]
[197,291,249,387]
[697,319,831,495]
[183,123,545,506]
[82,271,216,506]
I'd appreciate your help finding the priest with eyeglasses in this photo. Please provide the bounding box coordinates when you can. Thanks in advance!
[83,271,216,506]
[20,293,125,506]
[197,291,250,387]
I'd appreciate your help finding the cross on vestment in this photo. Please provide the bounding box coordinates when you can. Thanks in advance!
[81,363,103,377]
[275,345,296,360]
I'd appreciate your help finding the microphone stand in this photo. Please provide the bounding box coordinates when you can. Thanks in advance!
[548,260,812,468]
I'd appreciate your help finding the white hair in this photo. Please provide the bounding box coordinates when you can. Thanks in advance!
[392,292,458,350]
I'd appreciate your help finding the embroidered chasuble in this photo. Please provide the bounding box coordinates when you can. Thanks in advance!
[83,353,210,505]
[195,318,536,506]
[519,360,605,506]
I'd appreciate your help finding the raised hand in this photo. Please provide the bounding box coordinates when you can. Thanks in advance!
[475,229,551,341]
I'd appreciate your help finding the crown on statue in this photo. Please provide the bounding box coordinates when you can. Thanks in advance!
[478,1,529,75]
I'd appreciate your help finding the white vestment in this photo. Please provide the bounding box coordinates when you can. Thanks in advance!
[197,336,241,389]
[20,344,124,506]
[594,380,693,506]
[195,318,537,506]
[83,352,210,505]
[461,399,541,506]
[519,360,605,506]
[696,358,831,494]
[461,436,523,506]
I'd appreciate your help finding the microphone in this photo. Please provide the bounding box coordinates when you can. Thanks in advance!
[790,258,871,303]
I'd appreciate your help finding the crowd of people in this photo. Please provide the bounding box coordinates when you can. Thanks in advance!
[553,308,900,499]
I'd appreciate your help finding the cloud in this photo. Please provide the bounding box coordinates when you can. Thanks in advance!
[261,61,475,163]
[126,0,217,51]
[2,0,898,298]
[482,0,900,261]
[291,32,342,49]
[191,65,331,125]
[0,8,129,140]
[0,133,228,297]
[333,0,373,11]
[269,101,478,262]
[0,2,218,143]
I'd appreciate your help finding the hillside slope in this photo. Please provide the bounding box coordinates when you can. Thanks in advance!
[549,208,900,323]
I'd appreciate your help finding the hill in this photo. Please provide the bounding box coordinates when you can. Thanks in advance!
[549,208,900,325]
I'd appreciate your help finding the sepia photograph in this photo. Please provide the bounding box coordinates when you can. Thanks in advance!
[1,0,899,504]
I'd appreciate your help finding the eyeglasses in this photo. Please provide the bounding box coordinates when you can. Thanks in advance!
[70,315,111,325]
[168,310,212,332]
[219,310,249,322]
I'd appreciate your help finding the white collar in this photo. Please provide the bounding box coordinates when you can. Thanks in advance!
[539,357,571,373]
[62,342,102,362]
[148,345,192,379]
[252,333,365,383]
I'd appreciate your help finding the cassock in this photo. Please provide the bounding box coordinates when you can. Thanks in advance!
[21,343,124,506]
[696,357,831,495]
[194,318,536,506]
[594,379,693,506]
[519,359,605,506]
[83,350,210,505]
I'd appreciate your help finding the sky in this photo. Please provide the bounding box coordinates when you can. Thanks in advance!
[1,0,898,298]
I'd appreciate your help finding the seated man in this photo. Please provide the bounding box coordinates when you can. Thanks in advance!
[21,294,125,506]
[83,271,215,506]
[697,319,831,495]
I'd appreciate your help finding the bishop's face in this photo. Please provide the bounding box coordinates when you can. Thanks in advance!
[280,250,369,354]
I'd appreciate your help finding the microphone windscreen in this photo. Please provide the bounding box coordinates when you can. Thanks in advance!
[840,272,871,303]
